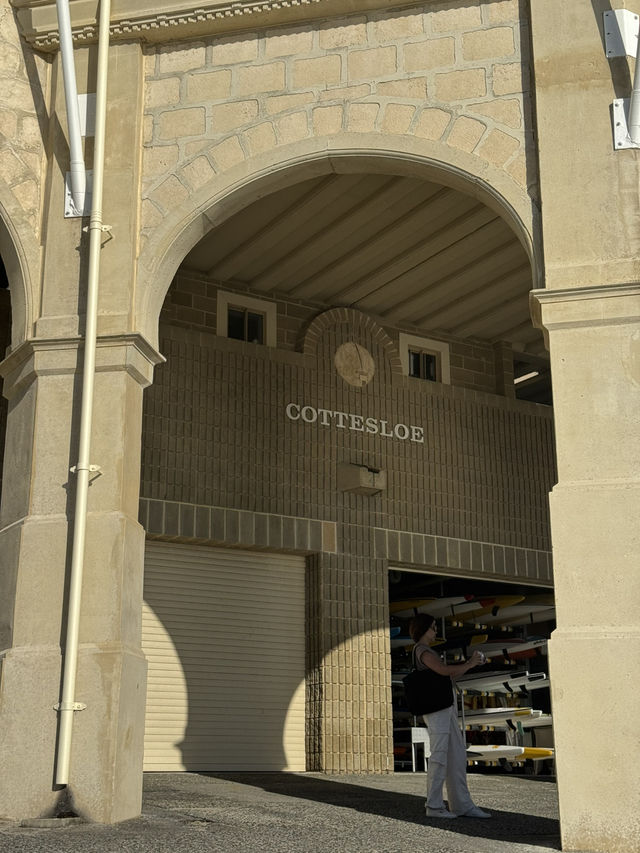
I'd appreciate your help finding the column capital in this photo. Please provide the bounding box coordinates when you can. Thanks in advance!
[0,333,165,400]
[530,282,640,344]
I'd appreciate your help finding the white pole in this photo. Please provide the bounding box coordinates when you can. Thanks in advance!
[55,0,111,787]
[55,0,86,214]
[628,22,640,143]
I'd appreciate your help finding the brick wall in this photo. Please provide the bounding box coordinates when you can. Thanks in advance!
[162,273,506,393]
[140,294,555,772]
[141,305,554,552]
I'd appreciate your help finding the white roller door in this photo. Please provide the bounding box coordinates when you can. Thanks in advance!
[142,542,306,771]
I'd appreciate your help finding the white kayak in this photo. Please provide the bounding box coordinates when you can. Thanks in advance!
[457,670,550,693]
[460,707,543,727]
[466,745,525,760]
[470,637,548,660]
[466,745,554,761]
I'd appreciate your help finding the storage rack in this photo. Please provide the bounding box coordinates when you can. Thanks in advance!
[390,589,554,773]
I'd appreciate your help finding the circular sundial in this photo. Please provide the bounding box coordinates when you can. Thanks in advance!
[334,342,375,387]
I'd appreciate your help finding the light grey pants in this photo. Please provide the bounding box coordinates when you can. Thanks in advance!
[423,703,476,814]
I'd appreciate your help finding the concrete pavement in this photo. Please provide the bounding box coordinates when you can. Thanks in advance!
[0,771,568,852]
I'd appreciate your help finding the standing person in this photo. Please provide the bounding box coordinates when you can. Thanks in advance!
[409,612,491,819]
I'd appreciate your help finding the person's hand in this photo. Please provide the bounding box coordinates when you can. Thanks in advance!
[469,650,486,668]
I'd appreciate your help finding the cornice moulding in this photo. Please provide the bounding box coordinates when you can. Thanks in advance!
[11,0,426,50]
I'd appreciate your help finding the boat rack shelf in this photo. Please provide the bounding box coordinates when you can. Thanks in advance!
[390,588,555,773]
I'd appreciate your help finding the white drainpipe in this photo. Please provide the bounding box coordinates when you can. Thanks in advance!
[55,0,86,214]
[55,0,111,787]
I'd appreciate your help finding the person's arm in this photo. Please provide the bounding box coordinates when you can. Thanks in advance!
[418,648,484,679]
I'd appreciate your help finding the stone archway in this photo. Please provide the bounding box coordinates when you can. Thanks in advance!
[136,142,554,777]
[0,188,37,349]
[135,137,539,349]
[0,185,38,646]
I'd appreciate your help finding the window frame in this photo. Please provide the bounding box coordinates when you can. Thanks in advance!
[399,333,451,385]
[227,305,265,345]
[216,290,277,347]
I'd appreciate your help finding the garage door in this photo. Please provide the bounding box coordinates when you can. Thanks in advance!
[142,542,306,771]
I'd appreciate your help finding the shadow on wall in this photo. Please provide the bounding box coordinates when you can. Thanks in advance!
[142,559,306,773]
[0,256,11,500]
[592,0,634,103]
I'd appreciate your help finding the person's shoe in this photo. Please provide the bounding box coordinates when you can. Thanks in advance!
[425,806,458,819]
[458,806,491,818]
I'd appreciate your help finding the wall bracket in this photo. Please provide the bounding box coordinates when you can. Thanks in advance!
[54,702,87,712]
[64,170,93,218]
[604,9,639,58]
[612,99,640,149]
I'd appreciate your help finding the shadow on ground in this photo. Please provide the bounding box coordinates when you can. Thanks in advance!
[196,771,561,849]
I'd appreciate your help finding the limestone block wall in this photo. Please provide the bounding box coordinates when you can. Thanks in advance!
[0,0,49,236]
[140,0,533,240]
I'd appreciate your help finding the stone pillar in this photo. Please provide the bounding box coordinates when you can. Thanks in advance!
[0,333,162,823]
[306,551,393,773]
[530,1,640,844]
[532,284,640,853]
[493,340,515,397]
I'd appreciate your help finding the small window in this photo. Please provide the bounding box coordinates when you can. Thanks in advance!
[399,333,450,384]
[228,307,265,344]
[408,349,437,382]
[216,290,276,347]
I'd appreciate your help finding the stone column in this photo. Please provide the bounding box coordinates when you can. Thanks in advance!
[306,550,393,773]
[530,0,640,845]
[532,284,640,853]
[0,333,162,823]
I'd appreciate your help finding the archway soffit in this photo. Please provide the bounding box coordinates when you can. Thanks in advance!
[137,140,537,348]
[0,185,37,349]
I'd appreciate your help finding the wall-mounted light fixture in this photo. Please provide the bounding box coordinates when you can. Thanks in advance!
[337,463,386,496]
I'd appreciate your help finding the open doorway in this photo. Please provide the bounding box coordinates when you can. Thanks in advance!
[389,568,554,776]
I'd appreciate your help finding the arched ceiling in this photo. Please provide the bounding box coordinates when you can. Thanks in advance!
[181,172,546,360]
[181,171,551,402]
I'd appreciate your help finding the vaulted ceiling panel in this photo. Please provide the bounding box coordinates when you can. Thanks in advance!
[379,233,522,323]
[181,171,545,355]
[283,181,448,298]
[334,204,495,306]
[446,272,531,332]
[251,176,428,293]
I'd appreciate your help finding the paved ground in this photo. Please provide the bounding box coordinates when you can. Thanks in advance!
[0,771,569,853]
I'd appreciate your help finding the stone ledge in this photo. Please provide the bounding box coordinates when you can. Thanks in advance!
[374,526,553,584]
[0,333,164,397]
[12,0,431,50]
[140,497,338,553]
